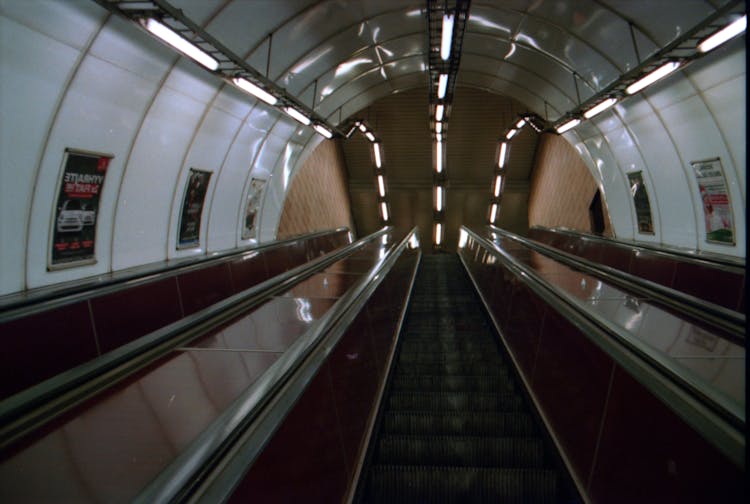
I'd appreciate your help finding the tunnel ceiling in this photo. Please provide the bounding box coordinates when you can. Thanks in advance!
[97,0,742,247]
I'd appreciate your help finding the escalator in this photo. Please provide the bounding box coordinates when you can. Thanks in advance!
[359,254,571,502]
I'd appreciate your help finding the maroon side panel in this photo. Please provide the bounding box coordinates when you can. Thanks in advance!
[228,251,268,294]
[0,301,98,399]
[588,367,744,503]
[261,247,293,279]
[629,251,677,287]
[598,243,634,273]
[228,353,348,503]
[531,307,613,482]
[501,283,545,380]
[672,262,744,312]
[177,263,234,315]
[92,277,183,353]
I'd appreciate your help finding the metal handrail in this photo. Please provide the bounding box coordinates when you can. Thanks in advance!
[0,227,386,450]
[0,227,351,320]
[135,227,420,503]
[530,225,745,271]
[492,226,745,343]
[460,226,744,469]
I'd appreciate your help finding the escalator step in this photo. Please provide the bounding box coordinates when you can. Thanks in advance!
[376,435,545,467]
[391,374,513,393]
[399,340,498,354]
[366,465,558,503]
[395,361,508,376]
[382,411,536,437]
[387,392,522,412]
[398,351,504,364]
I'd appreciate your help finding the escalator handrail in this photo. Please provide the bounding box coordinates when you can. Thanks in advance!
[491,225,745,343]
[530,225,745,272]
[0,227,351,320]
[134,228,421,504]
[0,227,386,449]
[460,226,744,469]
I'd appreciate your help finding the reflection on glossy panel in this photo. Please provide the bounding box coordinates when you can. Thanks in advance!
[280,272,360,299]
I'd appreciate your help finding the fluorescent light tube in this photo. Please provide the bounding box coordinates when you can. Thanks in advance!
[584,97,618,119]
[441,13,454,60]
[494,174,502,197]
[556,118,580,134]
[436,186,444,211]
[437,73,448,99]
[436,141,443,173]
[490,203,498,223]
[373,142,382,168]
[284,106,311,125]
[435,222,443,245]
[381,202,389,221]
[436,132,443,142]
[377,175,386,197]
[435,104,444,121]
[626,61,681,95]
[143,18,219,71]
[436,122,443,133]
[313,124,333,138]
[365,131,376,142]
[232,77,277,105]
[506,129,518,139]
[698,15,746,53]
[458,229,468,248]
[498,142,508,168]
[359,123,367,132]
[515,118,526,128]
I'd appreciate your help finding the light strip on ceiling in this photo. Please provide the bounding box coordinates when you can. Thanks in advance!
[435,104,445,121]
[232,77,277,105]
[436,186,444,211]
[365,131,376,142]
[515,118,526,128]
[435,222,443,245]
[377,175,386,197]
[505,128,518,140]
[435,140,443,173]
[284,106,311,125]
[583,97,618,119]
[498,142,508,168]
[489,203,498,223]
[373,142,382,168]
[436,122,443,133]
[625,61,681,95]
[698,14,746,53]
[556,118,580,134]
[441,13,454,60]
[381,202,389,221]
[313,124,333,138]
[143,18,219,70]
[493,174,502,197]
[437,73,448,99]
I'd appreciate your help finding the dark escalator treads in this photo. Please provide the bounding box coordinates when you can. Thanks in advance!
[358,254,566,503]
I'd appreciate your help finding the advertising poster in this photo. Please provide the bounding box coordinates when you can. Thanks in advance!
[693,158,734,245]
[627,171,654,234]
[178,168,212,248]
[242,178,266,240]
[50,149,111,268]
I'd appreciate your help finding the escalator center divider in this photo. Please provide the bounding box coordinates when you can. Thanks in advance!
[356,253,574,503]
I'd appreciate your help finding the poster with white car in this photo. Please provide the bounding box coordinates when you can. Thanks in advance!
[50,149,111,268]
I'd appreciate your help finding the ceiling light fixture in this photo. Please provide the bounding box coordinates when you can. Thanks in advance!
[498,142,508,168]
[515,118,526,128]
[436,186,444,211]
[626,61,681,95]
[377,175,386,197]
[437,73,448,99]
[435,222,443,245]
[436,122,443,133]
[490,203,498,223]
[284,106,311,125]
[435,104,445,121]
[556,118,581,134]
[505,129,518,140]
[436,140,443,173]
[494,174,502,197]
[232,77,277,105]
[583,97,618,119]
[441,13,454,60]
[698,14,746,53]
[381,202,389,221]
[313,124,333,138]
[365,131,376,142]
[142,18,219,71]
[373,142,382,168]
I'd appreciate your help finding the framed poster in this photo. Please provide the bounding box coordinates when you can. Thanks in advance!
[49,149,112,269]
[627,171,654,234]
[241,177,266,240]
[692,158,734,245]
[177,168,212,249]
